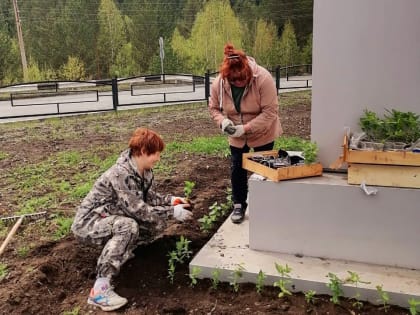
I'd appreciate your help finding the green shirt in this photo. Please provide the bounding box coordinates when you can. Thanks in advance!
[231,85,245,113]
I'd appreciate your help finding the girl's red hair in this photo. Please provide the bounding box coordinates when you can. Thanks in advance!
[219,43,252,84]
[129,127,165,156]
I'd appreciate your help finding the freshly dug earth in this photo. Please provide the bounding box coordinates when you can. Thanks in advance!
[0,92,409,314]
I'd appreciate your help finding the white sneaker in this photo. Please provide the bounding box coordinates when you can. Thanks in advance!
[87,285,128,311]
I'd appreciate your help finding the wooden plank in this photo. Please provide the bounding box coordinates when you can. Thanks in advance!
[347,150,420,166]
[348,164,420,188]
[243,150,323,182]
[343,134,420,166]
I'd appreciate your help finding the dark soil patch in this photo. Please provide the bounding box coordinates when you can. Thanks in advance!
[0,95,408,314]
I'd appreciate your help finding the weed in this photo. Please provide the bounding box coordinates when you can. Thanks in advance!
[326,272,343,305]
[408,298,420,315]
[376,284,390,312]
[0,263,8,280]
[183,180,195,200]
[273,263,293,298]
[255,270,266,294]
[0,151,9,160]
[188,266,201,287]
[229,263,245,292]
[53,216,73,240]
[304,290,317,304]
[62,306,80,315]
[211,269,221,290]
[17,245,30,258]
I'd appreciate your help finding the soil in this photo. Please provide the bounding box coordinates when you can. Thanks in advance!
[0,95,409,315]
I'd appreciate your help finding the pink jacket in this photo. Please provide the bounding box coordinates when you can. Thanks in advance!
[209,57,283,148]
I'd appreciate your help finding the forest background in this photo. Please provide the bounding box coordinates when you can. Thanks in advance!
[0,0,313,84]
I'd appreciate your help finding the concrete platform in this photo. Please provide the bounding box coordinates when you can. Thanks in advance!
[190,206,420,308]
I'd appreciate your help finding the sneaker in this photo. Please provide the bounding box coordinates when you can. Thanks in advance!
[231,203,245,224]
[88,285,128,311]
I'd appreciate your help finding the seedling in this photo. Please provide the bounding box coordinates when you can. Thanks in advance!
[376,285,390,312]
[183,180,195,200]
[255,270,267,294]
[304,290,317,304]
[188,266,201,287]
[167,236,192,284]
[273,263,293,298]
[408,298,420,315]
[211,269,221,290]
[229,263,245,292]
[326,272,343,305]
[345,270,370,309]
[0,263,8,280]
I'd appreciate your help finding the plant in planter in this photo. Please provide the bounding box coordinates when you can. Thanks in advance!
[383,109,420,144]
[359,109,386,142]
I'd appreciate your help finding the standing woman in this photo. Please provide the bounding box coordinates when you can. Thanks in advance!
[209,43,283,224]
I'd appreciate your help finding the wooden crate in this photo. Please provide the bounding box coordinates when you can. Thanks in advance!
[341,135,420,188]
[242,150,323,182]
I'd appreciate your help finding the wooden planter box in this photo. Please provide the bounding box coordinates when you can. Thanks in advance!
[242,150,323,182]
[341,135,420,188]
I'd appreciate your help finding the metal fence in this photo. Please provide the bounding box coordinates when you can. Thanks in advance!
[0,65,311,121]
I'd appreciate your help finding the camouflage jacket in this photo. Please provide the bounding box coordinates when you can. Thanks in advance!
[71,149,174,238]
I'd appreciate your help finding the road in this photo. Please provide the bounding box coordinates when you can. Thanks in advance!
[0,76,311,123]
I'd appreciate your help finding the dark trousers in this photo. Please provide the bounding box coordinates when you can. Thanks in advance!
[230,141,274,208]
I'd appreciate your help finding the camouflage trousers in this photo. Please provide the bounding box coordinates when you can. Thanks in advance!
[74,215,139,279]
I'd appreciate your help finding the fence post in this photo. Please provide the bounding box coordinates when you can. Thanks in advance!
[111,77,119,110]
[275,66,280,95]
[205,70,210,105]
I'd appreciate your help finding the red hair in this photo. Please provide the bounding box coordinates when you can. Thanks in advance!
[129,127,165,156]
[219,43,252,84]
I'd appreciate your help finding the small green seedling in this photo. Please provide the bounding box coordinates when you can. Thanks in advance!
[326,272,343,305]
[0,263,8,280]
[304,290,317,304]
[229,263,245,292]
[376,285,390,312]
[188,266,201,287]
[183,180,195,200]
[345,270,370,309]
[211,269,221,290]
[256,270,267,294]
[167,236,192,284]
[409,298,420,315]
[273,263,293,298]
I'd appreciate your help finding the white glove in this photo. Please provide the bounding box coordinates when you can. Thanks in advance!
[221,118,235,135]
[230,125,245,137]
[171,196,188,205]
[173,204,193,222]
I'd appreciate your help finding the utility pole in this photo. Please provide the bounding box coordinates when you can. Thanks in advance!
[12,0,28,81]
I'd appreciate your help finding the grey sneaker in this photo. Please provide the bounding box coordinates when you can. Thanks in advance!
[88,284,128,311]
[231,204,245,224]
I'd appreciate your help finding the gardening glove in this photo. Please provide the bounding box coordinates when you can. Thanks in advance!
[171,196,189,206]
[221,118,236,135]
[230,125,245,137]
[173,204,193,222]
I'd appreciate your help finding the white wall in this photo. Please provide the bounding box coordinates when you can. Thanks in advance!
[311,0,420,168]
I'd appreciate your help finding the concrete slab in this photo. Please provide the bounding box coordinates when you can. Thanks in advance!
[190,207,420,308]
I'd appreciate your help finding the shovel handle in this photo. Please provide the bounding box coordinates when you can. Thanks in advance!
[0,216,24,257]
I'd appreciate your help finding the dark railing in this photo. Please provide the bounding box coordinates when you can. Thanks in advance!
[0,65,311,121]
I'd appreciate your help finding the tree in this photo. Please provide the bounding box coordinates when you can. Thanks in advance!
[278,20,300,66]
[252,19,279,69]
[124,0,185,74]
[171,0,243,74]
[300,33,312,64]
[110,43,137,78]
[97,0,127,78]
[59,56,86,81]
